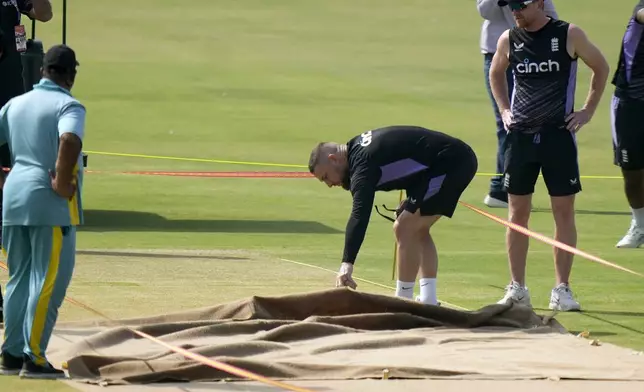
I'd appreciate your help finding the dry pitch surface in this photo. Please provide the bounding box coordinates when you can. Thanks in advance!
[2,249,642,392]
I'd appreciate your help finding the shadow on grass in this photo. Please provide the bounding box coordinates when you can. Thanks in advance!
[578,312,644,336]
[79,210,342,234]
[567,330,617,337]
[580,309,644,317]
[531,307,644,318]
[532,307,644,334]
[531,207,630,216]
[532,306,644,336]
[76,250,249,260]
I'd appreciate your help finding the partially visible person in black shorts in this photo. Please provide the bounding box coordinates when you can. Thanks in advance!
[611,1,644,249]
[1,0,53,169]
[307,125,478,306]
[490,0,609,311]
[0,0,53,322]
[1,0,54,130]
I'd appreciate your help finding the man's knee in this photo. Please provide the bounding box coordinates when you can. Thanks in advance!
[508,195,531,225]
[551,196,576,226]
[393,219,416,243]
[395,218,440,245]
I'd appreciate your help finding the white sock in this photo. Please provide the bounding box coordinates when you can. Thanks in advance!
[419,278,437,305]
[632,207,644,227]
[395,280,415,299]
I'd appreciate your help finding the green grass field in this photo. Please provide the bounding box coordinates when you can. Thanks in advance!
[1,0,644,390]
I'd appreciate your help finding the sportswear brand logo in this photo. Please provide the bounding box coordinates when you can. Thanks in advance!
[409,198,417,204]
[514,42,524,51]
[570,178,578,185]
[516,58,560,74]
[503,174,510,188]
[359,131,373,147]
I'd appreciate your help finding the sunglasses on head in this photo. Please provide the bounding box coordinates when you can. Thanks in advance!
[509,0,535,11]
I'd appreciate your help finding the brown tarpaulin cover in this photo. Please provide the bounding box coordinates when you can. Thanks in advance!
[58,288,644,385]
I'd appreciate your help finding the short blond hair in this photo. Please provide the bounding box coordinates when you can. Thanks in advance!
[308,142,336,173]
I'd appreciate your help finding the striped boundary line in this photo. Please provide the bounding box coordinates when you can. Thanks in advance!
[84,150,624,180]
[0,261,316,392]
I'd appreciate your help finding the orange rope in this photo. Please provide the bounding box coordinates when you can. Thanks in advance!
[458,201,644,278]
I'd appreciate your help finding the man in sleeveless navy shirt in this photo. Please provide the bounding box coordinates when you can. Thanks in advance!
[611,1,644,249]
[490,0,609,311]
[308,126,478,306]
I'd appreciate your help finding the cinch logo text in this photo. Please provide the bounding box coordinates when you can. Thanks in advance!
[516,59,560,74]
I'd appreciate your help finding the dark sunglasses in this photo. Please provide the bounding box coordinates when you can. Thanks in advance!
[509,0,535,11]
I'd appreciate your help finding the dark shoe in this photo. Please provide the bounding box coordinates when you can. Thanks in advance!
[488,190,508,203]
[0,352,24,376]
[483,193,508,208]
[19,355,67,380]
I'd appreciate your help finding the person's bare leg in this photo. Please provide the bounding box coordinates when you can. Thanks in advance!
[506,194,532,286]
[418,215,442,278]
[418,216,441,305]
[498,193,533,306]
[393,212,422,299]
[550,195,576,285]
[419,231,438,279]
[395,227,421,281]
[549,194,581,311]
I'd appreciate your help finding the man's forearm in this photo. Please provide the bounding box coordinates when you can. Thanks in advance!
[490,70,511,111]
[55,133,82,184]
[342,216,368,264]
[582,69,609,116]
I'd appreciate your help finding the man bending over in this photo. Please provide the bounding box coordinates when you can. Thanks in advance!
[308,125,478,305]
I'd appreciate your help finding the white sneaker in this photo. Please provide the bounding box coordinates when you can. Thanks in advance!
[483,195,508,208]
[549,283,581,311]
[616,220,644,248]
[497,282,531,307]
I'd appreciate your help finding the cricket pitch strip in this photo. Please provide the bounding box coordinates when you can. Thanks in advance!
[2,249,644,392]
